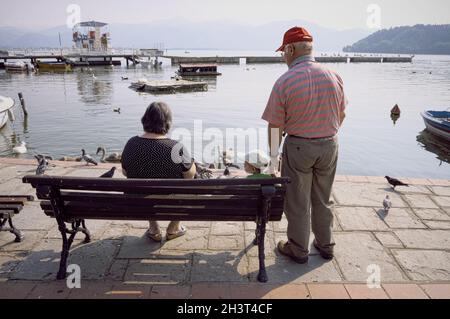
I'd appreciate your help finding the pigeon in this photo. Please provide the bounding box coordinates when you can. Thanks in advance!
[385,176,409,189]
[100,167,116,178]
[383,195,392,213]
[35,155,49,175]
[81,149,98,166]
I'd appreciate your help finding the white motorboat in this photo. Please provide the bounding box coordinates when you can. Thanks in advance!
[5,61,26,72]
[4,61,34,72]
[0,95,15,129]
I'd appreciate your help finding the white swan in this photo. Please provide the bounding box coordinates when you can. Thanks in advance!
[12,141,27,154]
[96,147,122,163]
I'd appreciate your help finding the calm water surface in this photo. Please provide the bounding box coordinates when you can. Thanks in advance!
[0,50,449,179]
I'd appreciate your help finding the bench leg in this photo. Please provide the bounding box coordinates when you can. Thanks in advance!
[81,220,91,243]
[0,217,24,243]
[256,221,268,283]
[253,227,259,246]
[56,220,83,280]
[8,218,24,243]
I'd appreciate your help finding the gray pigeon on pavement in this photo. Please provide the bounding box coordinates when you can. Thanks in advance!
[81,149,98,166]
[383,195,392,213]
[35,155,49,175]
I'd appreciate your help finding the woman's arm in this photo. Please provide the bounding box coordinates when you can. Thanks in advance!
[182,162,196,179]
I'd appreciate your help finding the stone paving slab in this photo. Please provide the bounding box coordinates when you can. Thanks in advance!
[376,208,427,229]
[208,234,245,251]
[191,251,249,283]
[403,195,440,209]
[432,196,450,208]
[7,202,55,231]
[335,207,388,231]
[394,230,450,249]
[344,284,389,299]
[125,259,190,285]
[334,233,407,282]
[392,250,450,281]
[412,208,450,221]
[423,220,450,229]
[382,284,429,299]
[248,255,342,284]
[10,239,119,280]
[430,186,450,197]
[373,232,404,248]
[0,230,46,252]
[332,182,407,207]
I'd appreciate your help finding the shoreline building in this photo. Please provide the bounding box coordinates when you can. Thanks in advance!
[73,21,110,52]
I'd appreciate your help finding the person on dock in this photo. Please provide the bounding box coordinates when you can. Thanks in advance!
[262,27,347,264]
[121,102,196,242]
[242,150,272,179]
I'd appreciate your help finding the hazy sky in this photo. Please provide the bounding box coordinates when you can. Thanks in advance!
[1,0,450,30]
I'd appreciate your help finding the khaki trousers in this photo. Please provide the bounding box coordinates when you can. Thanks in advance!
[281,135,338,258]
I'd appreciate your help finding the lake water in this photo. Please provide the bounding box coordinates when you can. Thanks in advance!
[0,50,449,179]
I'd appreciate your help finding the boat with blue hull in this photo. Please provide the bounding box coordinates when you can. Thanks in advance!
[421,110,450,142]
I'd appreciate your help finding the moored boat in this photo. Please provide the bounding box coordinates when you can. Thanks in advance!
[36,60,72,72]
[421,110,450,141]
[0,95,15,129]
[5,61,27,72]
[177,64,222,76]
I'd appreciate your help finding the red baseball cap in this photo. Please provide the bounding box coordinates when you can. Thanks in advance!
[276,27,313,52]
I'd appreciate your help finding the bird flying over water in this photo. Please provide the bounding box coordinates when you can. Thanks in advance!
[100,167,116,178]
[81,149,98,166]
[383,195,392,213]
[385,176,409,189]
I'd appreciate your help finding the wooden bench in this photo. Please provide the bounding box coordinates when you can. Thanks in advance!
[22,175,290,282]
[0,195,34,242]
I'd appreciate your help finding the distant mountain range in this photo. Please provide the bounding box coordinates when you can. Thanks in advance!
[0,19,370,52]
[344,24,450,55]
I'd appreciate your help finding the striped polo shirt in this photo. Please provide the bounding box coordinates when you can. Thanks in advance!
[262,55,346,138]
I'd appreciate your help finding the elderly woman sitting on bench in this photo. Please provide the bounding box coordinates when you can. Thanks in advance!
[121,101,196,242]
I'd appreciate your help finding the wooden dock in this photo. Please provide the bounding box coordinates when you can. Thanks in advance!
[0,49,164,68]
[163,55,413,65]
[129,79,208,94]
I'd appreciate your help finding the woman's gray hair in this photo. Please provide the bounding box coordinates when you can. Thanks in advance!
[141,102,172,134]
[293,41,313,55]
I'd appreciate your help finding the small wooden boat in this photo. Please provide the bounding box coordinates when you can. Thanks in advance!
[36,61,72,72]
[0,96,15,129]
[177,64,222,76]
[421,110,450,141]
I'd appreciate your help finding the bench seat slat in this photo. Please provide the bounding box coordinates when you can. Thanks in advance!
[42,212,280,222]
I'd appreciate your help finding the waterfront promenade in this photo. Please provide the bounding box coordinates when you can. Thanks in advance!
[0,157,449,299]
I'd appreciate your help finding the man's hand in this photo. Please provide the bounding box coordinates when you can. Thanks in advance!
[266,154,281,175]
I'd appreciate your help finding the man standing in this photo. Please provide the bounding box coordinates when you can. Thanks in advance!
[262,27,346,264]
